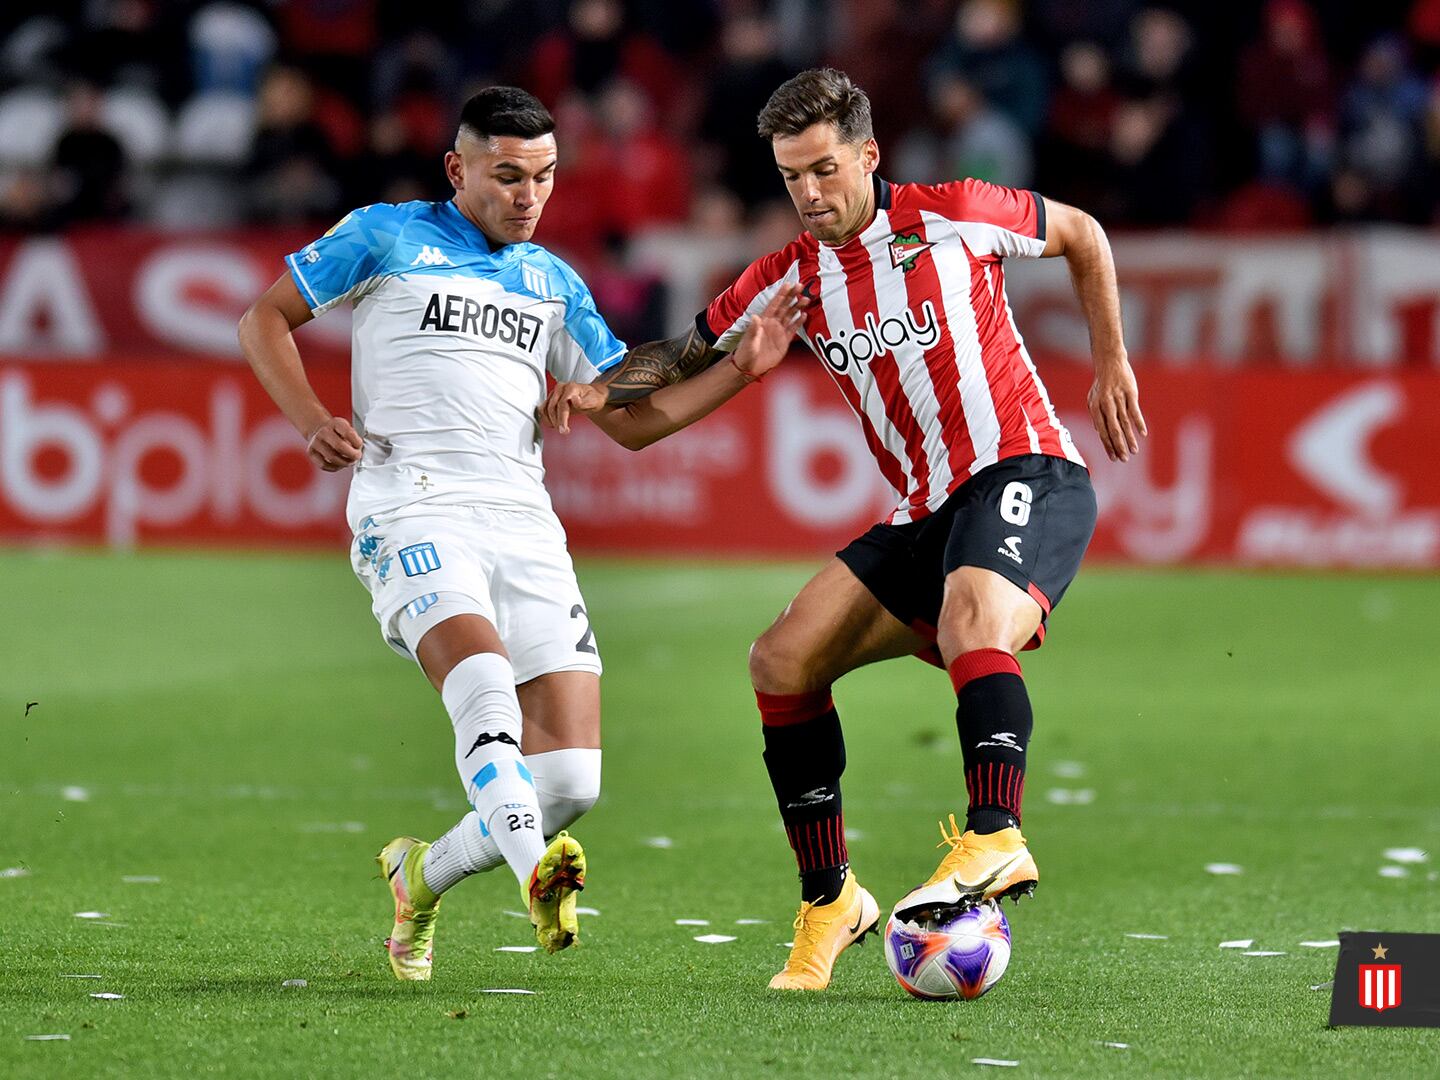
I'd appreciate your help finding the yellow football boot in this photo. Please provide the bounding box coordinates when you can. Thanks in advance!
[527,831,586,954]
[892,815,1037,921]
[376,836,441,981]
[769,870,880,990]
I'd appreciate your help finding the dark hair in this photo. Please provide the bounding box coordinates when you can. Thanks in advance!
[756,68,873,143]
[458,86,555,142]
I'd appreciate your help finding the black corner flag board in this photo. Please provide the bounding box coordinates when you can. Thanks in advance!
[1329,932,1440,1028]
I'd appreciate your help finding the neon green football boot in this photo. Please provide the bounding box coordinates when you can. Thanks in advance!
[526,831,586,954]
[376,836,441,981]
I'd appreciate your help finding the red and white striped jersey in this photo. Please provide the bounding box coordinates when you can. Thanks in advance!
[697,175,1084,524]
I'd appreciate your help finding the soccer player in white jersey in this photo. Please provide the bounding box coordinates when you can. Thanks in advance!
[543,68,1147,991]
[239,87,803,980]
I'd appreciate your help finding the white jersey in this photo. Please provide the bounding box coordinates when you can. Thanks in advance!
[287,200,626,531]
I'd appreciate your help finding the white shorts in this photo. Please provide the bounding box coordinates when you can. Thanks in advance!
[351,505,602,684]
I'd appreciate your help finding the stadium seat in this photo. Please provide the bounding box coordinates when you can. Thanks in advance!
[0,88,64,167]
[101,88,172,166]
[143,173,245,228]
[174,92,256,165]
[189,2,278,95]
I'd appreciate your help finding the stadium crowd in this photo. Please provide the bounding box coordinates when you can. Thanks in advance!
[2,0,1438,238]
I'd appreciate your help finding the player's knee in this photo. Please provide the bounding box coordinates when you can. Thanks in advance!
[527,748,601,834]
[748,630,812,694]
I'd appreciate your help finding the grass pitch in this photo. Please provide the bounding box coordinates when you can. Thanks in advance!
[2,551,1438,1078]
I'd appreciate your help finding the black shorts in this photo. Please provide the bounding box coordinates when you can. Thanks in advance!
[837,455,1097,651]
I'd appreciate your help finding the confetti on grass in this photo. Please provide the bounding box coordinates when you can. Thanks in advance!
[73,912,109,920]
[479,988,536,995]
[644,836,674,849]
[1243,950,1286,957]
[122,876,161,884]
[1379,866,1409,879]
[1205,863,1243,875]
[1046,788,1095,805]
[281,980,307,988]
[575,906,601,916]
[1099,1042,1130,1050]
[494,946,538,953]
[675,919,709,926]
[693,934,737,944]
[1052,760,1086,778]
[735,918,768,925]
[59,975,102,980]
[1219,940,1254,949]
[61,787,90,802]
[89,993,124,1000]
[971,1059,1019,1068]
[1383,848,1428,864]
[1310,981,1334,991]
[1125,933,1168,940]
[2,867,31,879]
[24,1034,70,1041]
[1300,940,1340,948]
[502,910,528,919]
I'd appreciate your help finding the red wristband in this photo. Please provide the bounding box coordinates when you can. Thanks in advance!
[729,354,763,384]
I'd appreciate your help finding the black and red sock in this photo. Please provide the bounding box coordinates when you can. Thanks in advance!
[758,688,848,905]
[949,649,1032,834]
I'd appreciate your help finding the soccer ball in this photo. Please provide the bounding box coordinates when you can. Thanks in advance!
[883,900,1011,1000]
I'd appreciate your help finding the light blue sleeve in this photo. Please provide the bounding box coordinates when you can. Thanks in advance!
[285,204,413,315]
[545,261,627,383]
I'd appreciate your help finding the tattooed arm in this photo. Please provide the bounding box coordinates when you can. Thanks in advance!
[541,284,805,451]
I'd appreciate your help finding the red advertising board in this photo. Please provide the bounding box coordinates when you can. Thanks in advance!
[1,360,1437,567]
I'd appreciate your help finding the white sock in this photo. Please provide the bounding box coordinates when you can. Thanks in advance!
[420,748,602,896]
[527,748,602,836]
[421,811,503,895]
[441,653,545,888]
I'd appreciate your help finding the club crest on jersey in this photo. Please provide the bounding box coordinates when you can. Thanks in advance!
[398,542,442,577]
[889,232,934,273]
[810,300,941,373]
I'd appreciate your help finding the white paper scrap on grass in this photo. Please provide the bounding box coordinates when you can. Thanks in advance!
[1243,950,1286,956]
[644,836,674,849]
[495,946,538,953]
[575,906,601,916]
[1310,981,1334,991]
[73,912,109,920]
[779,942,794,948]
[1383,847,1428,864]
[1379,866,1409,879]
[59,974,102,979]
[1125,933,1168,940]
[693,934,737,944]
[735,919,768,925]
[24,1034,70,1041]
[61,786,90,802]
[281,979,307,988]
[1219,939,1254,949]
[1205,863,1243,875]
[1300,940,1340,948]
[1099,1042,1129,1050]
[675,919,710,926]
[89,992,124,1000]
[844,829,866,842]
[122,876,161,884]
[1052,760,1086,778]
[971,1059,1019,1068]
[1046,788,1096,805]
[479,988,537,995]
[1,867,31,879]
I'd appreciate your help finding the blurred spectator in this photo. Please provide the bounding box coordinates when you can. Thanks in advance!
[188,2,276,98]
[58,0,189,103]
[527,0,682,125]
[826,0,953,148]
[274,0,377,104]
[595,79,690,231]
[0,167,51,231]
[896,71,1032,186]
[1236,0,1334,193]
[1105,95,1209,224]
[698,11,797,207]
[360,109,446,206]
[51,80,128,224]
[244,66,341,223]
[1037,41,1121,205]
[929,0,1048,137]
[1335,35,1429,220]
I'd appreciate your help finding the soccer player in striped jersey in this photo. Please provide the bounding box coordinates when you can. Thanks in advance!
[544,68,1146,991]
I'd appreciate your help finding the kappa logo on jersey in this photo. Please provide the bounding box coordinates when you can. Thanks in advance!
[998,536,1024,564]
[811,300,941,373]
[888,232,935,273]
[419,293,544,351]
[398,542,441,577]
[410,245,453,266]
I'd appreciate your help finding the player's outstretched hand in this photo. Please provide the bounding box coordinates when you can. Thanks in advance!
[306,416,363,471]
[1087,356,1147,462]
[542,381,608,434]
[732,283,808,380]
